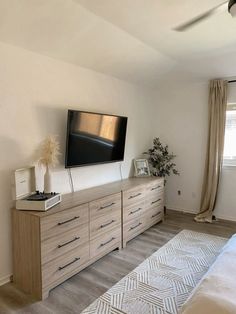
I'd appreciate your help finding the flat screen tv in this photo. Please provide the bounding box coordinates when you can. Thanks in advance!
[65,110,128,168]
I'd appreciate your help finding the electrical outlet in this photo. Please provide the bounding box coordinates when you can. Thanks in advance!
[178,190,181,196]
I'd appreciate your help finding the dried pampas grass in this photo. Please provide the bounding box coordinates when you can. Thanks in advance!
[38,135,60,168]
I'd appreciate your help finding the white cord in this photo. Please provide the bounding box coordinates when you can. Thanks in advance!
[70,168,75,192]
[67,169,72,192]
[119,162,123,181]
[67,168,75,193]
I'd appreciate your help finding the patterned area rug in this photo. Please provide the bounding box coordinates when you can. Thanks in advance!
[81,230,227,314]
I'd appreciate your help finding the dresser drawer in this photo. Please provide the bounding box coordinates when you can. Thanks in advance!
[90,210,121,240]
[123,200,146,223]
[145,206,163,227]
[90,228,121,259]
[145,193,164,210]
[41,204,89,241]
[41,223,89,265]
[123,216,146,242]
[90,193,121,221]
[42,243,89,288]
[146,179,164,196]
[123,186,146,207]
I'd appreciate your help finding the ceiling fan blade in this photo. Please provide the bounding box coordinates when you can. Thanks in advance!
[174,1,228,32]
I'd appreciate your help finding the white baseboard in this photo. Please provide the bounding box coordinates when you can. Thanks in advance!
[167,205,197,215]
[167,205,236,222]
[0,274,11,286]
[214,213,236,222]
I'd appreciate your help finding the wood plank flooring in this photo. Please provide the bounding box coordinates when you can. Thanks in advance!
[1,210,236,314]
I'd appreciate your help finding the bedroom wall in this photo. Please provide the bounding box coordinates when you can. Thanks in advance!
[152,81,208,214]
[153,80,236,221]
[0,41,154,285]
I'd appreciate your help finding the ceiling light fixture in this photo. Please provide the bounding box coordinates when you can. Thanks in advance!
[229,0,236,17]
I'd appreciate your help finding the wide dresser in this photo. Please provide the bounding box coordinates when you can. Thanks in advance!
[12,176,164,300]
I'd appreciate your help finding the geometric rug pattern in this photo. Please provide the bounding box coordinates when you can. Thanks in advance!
[81,230,227,314]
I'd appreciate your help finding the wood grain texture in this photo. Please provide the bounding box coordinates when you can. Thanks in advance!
[123,200,146,222]
[41,235,122,298]
[13,178,148,300]
[90,228,121,259]
[123,216,147,244]
[40,203,89,241]
[122,177,164,247]
[12,210,42,299]
[18,177,161,218]
[3,210,236,313]
[145,208,163,227]
[41,223,89,265]
[90,210,121,240]
[89,193,121,221]
[42,243,90,289]
[145,193,164,210]
[122,185,146,208]
[145,179,164,192]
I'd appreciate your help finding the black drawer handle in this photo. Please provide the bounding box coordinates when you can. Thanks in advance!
[58,257,80,271]
[100,220,115,229]
[152,211,161,218]
[151,186,161,191]
[129,222,142,231]
[58,236,80,248]
[128,193,142,200]
[99,202,115,210]
[129,208,142,215]
[151,199,162,205]
[58,216,80,226]
[100,237,116,247]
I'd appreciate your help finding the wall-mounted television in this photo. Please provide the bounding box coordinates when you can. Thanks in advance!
[65,110,128,168]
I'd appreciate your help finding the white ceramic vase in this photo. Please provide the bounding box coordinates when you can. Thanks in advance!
[44,165,52,193]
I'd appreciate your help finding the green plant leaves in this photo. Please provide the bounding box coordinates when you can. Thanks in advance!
[144,138,179,178]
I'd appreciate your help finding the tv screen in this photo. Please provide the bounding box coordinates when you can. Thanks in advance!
[65,110,128,168]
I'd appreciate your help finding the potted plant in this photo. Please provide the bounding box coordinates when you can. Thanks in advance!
[144,137,179,179]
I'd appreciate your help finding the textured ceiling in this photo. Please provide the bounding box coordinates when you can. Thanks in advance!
[0,0,236,86]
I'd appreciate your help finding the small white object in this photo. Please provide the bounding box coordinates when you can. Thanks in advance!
[44,165,52,193]
[134,159,151,177]
[13,166,61,211]
[13,166,36,199]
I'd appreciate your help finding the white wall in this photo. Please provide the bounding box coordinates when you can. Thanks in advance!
[0,42,154,285]
[153,81,236,221]
[152,81,208,214]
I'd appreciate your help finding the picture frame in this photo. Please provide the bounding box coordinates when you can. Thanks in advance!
[134,159,151,177]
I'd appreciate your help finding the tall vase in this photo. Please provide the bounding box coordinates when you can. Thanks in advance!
[44,165,52,193]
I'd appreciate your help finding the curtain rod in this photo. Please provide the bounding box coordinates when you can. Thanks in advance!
[228,80,236,83]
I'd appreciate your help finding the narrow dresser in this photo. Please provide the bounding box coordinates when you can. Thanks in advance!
[12,176,164,300]
[122,177,164,247]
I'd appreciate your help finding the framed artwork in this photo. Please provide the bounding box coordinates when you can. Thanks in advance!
[134,159,151,177]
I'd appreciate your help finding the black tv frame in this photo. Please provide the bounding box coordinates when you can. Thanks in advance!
[65,109,128,168]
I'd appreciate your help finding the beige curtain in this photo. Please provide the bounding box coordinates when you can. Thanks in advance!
[195,79,228,223]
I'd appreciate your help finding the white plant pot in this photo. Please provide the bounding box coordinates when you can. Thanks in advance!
[44,165,52,193]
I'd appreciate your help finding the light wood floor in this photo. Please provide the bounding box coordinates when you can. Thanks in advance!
[1,210,236,314]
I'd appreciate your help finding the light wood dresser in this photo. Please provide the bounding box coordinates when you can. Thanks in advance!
[12,177,164,300]
[122,177,164,247]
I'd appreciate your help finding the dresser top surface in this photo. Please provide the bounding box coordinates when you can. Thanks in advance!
[13,176,163,217]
